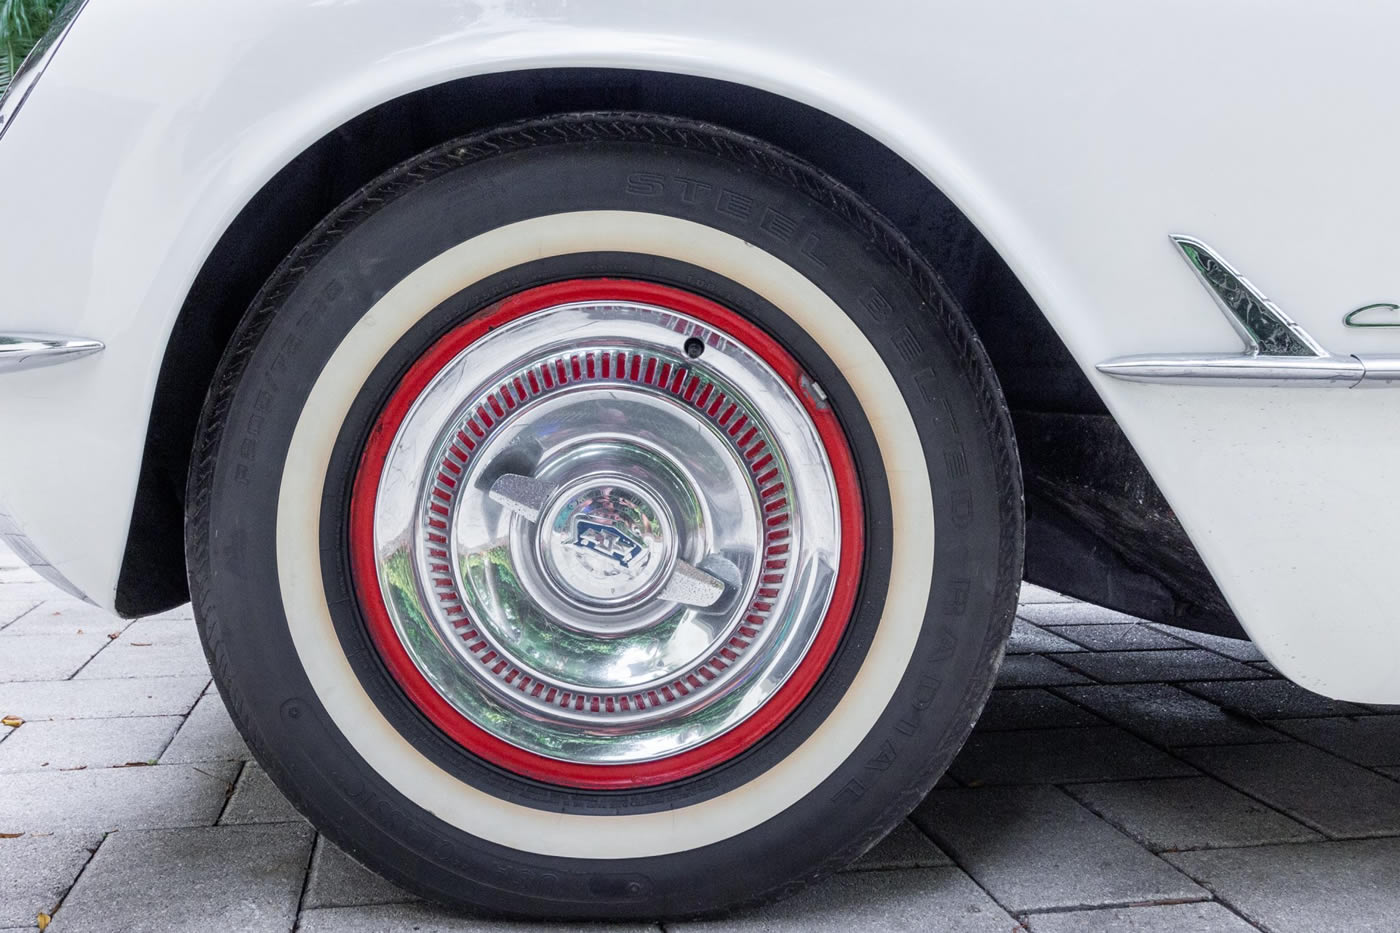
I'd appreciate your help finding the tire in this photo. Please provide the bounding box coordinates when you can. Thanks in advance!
[186,112,1022,919]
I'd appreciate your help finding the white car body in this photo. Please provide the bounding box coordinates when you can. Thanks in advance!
[1,0,1397,699]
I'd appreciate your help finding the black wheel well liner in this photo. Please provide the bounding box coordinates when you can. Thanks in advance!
[117,66,1239,638]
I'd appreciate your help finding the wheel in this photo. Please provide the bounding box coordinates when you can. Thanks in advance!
[187,112,1022,918]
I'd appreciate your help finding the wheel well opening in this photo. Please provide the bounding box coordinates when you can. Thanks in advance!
[118,66,1236,636]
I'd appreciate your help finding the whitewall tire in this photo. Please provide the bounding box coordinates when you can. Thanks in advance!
[186,113,1022,917]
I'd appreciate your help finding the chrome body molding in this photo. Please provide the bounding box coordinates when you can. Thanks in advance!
[1352,355,1400,386]
[1098,353,1364,387]
[1098,236,1400,387]
[0,334,105,374]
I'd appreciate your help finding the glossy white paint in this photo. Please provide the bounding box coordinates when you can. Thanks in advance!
[1,1,1397,699]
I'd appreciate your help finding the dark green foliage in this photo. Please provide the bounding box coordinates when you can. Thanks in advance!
[1,0,62,96]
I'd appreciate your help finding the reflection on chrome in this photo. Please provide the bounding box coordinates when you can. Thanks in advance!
[369,301,842,765]
[1098,235,1400,387]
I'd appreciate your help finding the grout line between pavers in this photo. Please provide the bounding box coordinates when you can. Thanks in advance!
[1014,893,1215,919]
[1041,655,1267,688]
[64,634,117,682]
[967,721,1128,737]
[915,782,1215,921]
[1042,784,1213,903]
[1160,858,1279,933]
[1023,596,1270,669]
[291,832,321,932]
[1034,652,1102,686]
[156,680,218,762]
[1166,679,1339,730]
[995,632,1400,848]
[1163,834,1396,854]
[154,710,193,764]
[1216,901,1275,933]
[1042,678,1295,748]
[1037,625,1193,654]
[43,830,108,926]
[196,682,218,714]
[214,759,250,825]
[1171,726,1400,839]
[0,714,195,775]
[839,862,957,875]
[1033,682,1340,841]
[1016,595,1077,606]
[1053,780,1340,855]
[0,600,41,632]
[46,670,222,684]
[911,808,1027,920]
[1245,716,1400,782]
[1139,622,1267,665]
[1146,761,1340,842]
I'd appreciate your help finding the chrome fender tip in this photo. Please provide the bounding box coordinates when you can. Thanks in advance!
[0,334,105,374]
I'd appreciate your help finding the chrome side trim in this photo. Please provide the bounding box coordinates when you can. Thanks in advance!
[1097,353,1364,387]
[1098,236,1400,387]
[1353,355,1400,386]
[0,333,105,373]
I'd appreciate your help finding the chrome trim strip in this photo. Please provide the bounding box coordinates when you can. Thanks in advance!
[1098,236,1400,387]
[1096,353,1364,387]
[1353,355,1400,386]
[0,0,92,142]
[0,333,104,373]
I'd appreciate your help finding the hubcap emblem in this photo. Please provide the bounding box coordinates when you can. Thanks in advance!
[541,478,672,608]
[574,519,645,568]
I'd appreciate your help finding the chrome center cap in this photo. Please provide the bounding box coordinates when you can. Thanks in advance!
[539,476,674,608]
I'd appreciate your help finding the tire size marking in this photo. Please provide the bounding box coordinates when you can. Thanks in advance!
[625,173,827,268]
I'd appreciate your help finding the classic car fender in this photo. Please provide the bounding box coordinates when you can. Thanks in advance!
[1,0,1398,698]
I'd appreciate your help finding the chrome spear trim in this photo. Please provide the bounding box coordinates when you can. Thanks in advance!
[1098,236,1400,387]
[0,334,104,374]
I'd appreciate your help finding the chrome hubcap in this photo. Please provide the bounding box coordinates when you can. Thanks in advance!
[364,297,845,768]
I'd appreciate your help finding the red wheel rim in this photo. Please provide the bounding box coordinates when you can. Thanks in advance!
[349,279,863,789]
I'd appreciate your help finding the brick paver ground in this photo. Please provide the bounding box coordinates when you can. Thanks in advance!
[3,542,1398,932]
